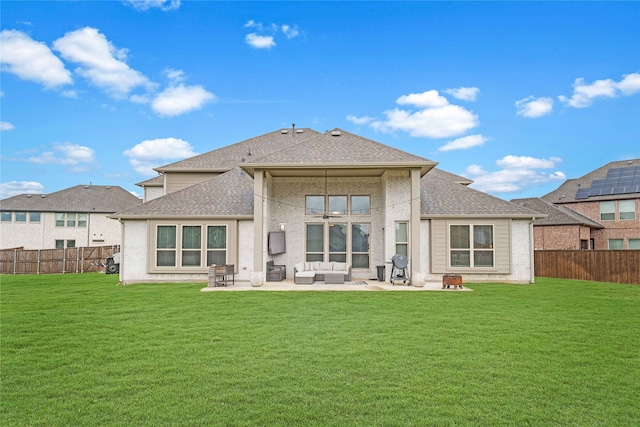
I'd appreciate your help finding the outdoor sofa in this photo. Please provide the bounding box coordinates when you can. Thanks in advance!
[294,261,352,284]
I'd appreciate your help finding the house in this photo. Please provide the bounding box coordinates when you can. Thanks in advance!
[0,185,141,250]
[511,198,603,250]
[110,127,542,286]
[514,159,640,250]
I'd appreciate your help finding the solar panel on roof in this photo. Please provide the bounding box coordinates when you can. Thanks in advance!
[575,189,590,199]
[575,165,640,199]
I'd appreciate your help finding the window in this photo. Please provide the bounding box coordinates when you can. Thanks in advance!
[55,240,75,248]
[351,196,370,215]
[450,224,494,268]
[395,222,408,256]
[207,226,227,266]
[29,212,41,222]
[608,239,623,250]
[157,225,177,267]
[306,196,324,215]
[66,213,76,227]
[628,239,640,250]
[1,212,11,222]
[152,222,230,271]
[181,226,202,267]
[15,212,27,222]
[351,223,370,268]
[328,196,347,215]
[329,223,347,262]
[56,213,86,227]
[306,224,324,262]
[619,200,636,220]
[600,201,615,221]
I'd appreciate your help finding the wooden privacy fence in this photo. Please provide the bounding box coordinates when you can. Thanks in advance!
[0,245,120,275]
[535,250,640,285]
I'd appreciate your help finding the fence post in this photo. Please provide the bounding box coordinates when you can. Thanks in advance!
[13,249,17,275]
[63,248,66,274]
[37,249,40,275]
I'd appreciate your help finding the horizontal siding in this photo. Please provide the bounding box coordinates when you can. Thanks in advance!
[165,172,220,194]
[431,218,511,274]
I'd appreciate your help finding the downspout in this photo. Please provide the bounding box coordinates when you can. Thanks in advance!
[529,217,535,284]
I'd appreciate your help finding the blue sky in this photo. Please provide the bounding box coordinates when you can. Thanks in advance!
[1,1,639,200]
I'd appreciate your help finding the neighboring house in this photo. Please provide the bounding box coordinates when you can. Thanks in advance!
[511,198,603,250]
[0,185,141,250]
[110,128,542,286]
[515,159,640,250]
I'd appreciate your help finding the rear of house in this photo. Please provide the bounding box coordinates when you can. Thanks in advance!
[111,128,541,286]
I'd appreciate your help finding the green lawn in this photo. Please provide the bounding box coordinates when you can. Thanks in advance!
[1,275,639,426]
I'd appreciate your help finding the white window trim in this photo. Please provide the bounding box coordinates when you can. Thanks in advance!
[448,223,496,270]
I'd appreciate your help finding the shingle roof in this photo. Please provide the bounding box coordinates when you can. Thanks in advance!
[112,169,254,218]
[510,197,603,228]
[420,173,542,217]
[1,185,141,213]
[428,168,473,185]
[156,128,321,172]
[542,159,640,203]
[242,128,436,174]
[136,175,164,187]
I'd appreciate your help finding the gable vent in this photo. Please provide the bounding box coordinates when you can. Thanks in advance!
[331,131,341,136]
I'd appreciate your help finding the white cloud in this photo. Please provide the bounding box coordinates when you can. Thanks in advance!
[559,73,640,108]
[123,137,197,175]
[617,72,640,95]
[346,115,374,125]
[445,87,480,102]
[465,155,565,194]
[1,121,15,131]
[151,84,215,116]
[53,27,151,98]
[281,25,300,39]
[0,29,72,89]
[122,0,180,11]
[164,68,185,84]
[0,181,45,199]
[397,90,449,108]
[438,134,488,152]
[372,104,479,138]
[515,96,554,118]
[351,89,479,139]
[245,33,276,49]
[244,20,300,48]
[27,142,96,172]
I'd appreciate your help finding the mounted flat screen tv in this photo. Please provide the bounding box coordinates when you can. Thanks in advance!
[268,231,286,255]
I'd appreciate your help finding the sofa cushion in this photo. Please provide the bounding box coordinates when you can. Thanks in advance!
[319,262,333,271]
[296,271,315,278]
[294,262,305,272]
[332,262,347,272]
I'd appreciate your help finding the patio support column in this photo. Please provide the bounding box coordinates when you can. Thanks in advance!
[251,169,264,287]
[410,168,425,286]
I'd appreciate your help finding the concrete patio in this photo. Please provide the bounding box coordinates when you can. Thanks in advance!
[201,279,472,292]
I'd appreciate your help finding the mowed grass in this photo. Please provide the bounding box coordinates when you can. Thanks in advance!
[1,275,639,426]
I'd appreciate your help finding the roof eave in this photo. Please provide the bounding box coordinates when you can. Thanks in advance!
[240,162,437,177]
[421,213,547,219]
[109,214,254,221]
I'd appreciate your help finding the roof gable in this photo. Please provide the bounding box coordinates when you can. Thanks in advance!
[241,128,436,175]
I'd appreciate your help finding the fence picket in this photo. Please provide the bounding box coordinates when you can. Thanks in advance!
[0,245,119,275]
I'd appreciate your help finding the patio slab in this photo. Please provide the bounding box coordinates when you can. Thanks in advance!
[201,279,472,292]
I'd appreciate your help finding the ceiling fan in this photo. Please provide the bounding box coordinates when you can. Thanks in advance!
[314,170,342,220]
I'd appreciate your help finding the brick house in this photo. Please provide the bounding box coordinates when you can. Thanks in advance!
[513,159,640,250]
